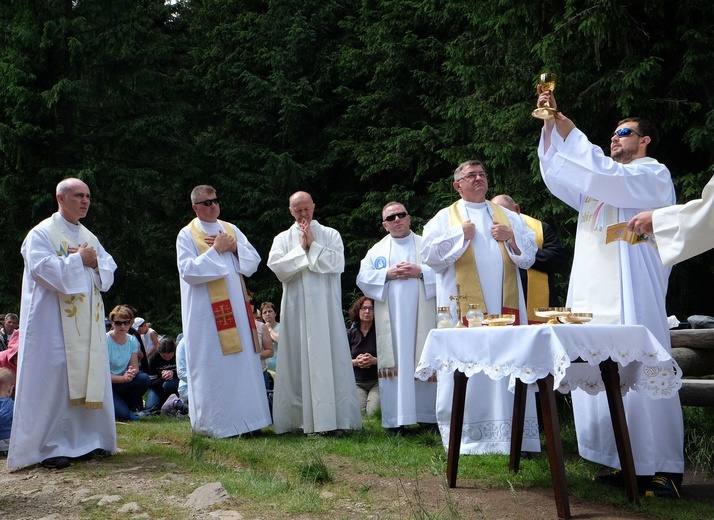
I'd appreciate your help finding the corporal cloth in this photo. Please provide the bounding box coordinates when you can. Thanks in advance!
[356,232,438,428]
[267,220,362,434]
[653,174,714,267]
[9,213,117,468]
[177,219,271,438]
[421,200,541,454]
[539,125,683,474]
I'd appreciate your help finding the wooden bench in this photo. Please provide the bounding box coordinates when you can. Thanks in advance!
[670,329,714,406]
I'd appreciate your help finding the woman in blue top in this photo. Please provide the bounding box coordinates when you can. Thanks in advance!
[107,305,150,421]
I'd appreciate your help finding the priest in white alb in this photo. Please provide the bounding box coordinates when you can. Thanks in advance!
[421,161,541,455]
[537,87,683,498]
[356,201,438,433]
[267,191,361,435]
[177,185,271,438]
[9,178,116,470]
[629,175,714,267]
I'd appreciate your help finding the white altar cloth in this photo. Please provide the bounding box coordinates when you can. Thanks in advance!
[415,324,681,399]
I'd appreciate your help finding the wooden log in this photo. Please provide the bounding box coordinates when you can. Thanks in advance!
[670,329,714,349]
[679,379,714,407]
[670,347,714,377]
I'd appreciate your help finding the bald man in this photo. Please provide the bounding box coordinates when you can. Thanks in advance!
[267,192,361,436]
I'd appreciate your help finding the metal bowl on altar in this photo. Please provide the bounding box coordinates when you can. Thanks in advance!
[482,314,516,326]
[534,307,571,324]
[559,312,593,324]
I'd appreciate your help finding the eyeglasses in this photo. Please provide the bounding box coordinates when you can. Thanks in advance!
[455,171,487,182]
[195,197,220,207]
[611,128,643,138]
[383,211,408,222]
[112,320,131,326]
[360,306,374,311]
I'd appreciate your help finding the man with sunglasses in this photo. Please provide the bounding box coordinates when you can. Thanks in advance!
[537,90,683,497]
[268,191,362,436]
[177,185,271,438]
[421,161,541,455]
[356,201,438,434]
[10,178,117,470]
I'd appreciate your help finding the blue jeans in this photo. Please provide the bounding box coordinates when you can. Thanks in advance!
[112,372,151,420]
[145,378,180,410]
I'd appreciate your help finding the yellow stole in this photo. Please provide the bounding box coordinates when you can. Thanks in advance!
[448,201,521,325]
[522,215,549,324]
[48,213,107,409]
[189,219,260,355]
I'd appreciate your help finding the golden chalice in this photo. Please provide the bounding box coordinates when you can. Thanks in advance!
[532,72,558,120]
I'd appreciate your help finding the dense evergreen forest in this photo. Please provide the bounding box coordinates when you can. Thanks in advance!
[2,0,714,335]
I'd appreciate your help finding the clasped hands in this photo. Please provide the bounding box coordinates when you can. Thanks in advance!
[354,353,376,369]
[204,231,238,255]
[298,219,314,250]
[69,242,98,269]
[387,261,421,280]
[123,365,137,383]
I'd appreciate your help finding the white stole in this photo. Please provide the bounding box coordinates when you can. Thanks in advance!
[571,197,621,324]
[48,213,107,408]
[372,234,435,374]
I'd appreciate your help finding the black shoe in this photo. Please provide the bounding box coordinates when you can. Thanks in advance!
[72,448,112,461]
[322,429,345,438]
[594,469,623,486]
[418,423,440,435]
[41,457,71,470]
[385,426,405,436]
[643,475,681,499]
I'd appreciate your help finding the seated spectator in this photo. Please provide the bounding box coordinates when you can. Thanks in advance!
[134,317,159,359]
[347,296,379,415]
[107,305,150,421]
[0,330,19,375]
[0,367,15,455]
[0,313,18,352]
[261,302,280,373]
[145,337,179,412]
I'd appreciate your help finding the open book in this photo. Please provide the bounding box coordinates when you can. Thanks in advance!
[605,222,658,249]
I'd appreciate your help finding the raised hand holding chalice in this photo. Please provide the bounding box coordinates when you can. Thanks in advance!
[532,73,558,120]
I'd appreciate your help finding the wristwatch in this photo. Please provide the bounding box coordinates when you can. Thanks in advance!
[418,272,424,280]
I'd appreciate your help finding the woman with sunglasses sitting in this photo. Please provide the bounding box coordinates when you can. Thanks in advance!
[107,305,150,421]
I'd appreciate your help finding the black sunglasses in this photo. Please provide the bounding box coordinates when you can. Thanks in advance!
[195,197,220,207]
[384,211,408,222]
[112,320,131,326]
[611,128,643,138]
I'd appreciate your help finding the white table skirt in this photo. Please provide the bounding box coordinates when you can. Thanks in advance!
[415,324,681,399]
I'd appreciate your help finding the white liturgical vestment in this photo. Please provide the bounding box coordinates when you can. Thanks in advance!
[357,232,438,428]
[653,174,714,267]
[177,219,271,438]
[9,214,117,468]
[421,200,541,455]
[539,125,684,474]
[268,220,362,434]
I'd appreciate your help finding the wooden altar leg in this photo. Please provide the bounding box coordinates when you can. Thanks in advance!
[536,375,571,520]
[446,370,468,488]
[599,359,640,503]
[509,379,528,472]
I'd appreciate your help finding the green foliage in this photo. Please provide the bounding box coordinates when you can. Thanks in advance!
[2,0,714,323]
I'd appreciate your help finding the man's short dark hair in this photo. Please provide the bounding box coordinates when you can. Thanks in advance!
[619,117,659,155]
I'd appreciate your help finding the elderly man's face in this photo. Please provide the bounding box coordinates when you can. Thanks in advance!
[3,317,17,334]
[289,195,315,224]
[453,164,489,203]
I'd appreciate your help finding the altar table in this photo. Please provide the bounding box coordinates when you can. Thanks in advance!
[415,324,682,520]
